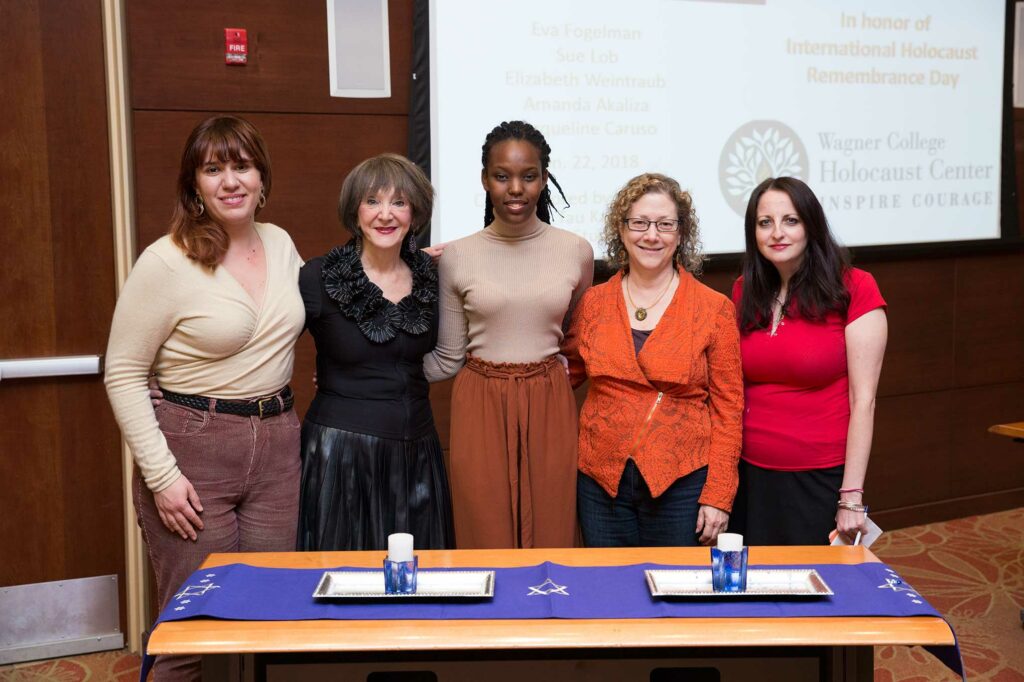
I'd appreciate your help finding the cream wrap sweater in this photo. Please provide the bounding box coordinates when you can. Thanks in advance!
[104,223,304,492]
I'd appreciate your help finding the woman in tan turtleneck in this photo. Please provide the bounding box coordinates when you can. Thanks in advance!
[424,121,593,549]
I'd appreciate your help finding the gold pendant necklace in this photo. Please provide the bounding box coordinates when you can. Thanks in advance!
[625,272,675,322]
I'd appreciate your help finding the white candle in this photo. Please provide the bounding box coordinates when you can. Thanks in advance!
[717,532,743,552]
[387,533,414,562]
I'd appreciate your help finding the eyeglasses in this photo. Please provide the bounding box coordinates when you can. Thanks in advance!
[623,218,680,233]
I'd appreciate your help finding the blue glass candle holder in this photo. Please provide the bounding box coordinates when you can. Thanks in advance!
[711,546,748,592]
[383,556,418,594]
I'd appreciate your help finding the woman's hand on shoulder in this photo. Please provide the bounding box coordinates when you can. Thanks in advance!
[153,475,204,541]
[696,505,729,545]
[422,241,448,264]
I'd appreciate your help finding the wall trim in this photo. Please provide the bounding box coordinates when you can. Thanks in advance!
[101,0,147,654]
[872,488,1024,530]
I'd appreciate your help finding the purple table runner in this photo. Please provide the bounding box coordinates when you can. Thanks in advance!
[144,562,963,680]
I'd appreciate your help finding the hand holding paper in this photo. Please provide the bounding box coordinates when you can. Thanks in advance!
[831,517,883,547]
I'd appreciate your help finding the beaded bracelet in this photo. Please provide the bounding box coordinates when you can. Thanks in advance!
[839,487,864,494]
[837,500,869,513]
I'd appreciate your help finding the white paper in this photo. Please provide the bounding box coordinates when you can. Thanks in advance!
[830,517,883,548]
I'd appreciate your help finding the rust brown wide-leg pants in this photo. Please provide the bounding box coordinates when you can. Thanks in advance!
[449,356,577,549]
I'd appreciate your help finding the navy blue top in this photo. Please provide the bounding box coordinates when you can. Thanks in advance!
[631,327,653,356]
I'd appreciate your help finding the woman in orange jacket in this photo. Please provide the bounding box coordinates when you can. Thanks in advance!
[563,173,743,547]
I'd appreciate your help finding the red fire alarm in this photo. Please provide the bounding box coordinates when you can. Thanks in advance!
[225,28,248,65]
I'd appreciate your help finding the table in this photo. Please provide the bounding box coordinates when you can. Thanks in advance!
[988,420,1024,441]
[147,546,955,682]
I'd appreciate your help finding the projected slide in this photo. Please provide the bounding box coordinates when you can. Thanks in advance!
[429,0,1004,254]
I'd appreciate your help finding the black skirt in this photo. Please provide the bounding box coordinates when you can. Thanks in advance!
[297,421,454,551]
[730,460,843,546]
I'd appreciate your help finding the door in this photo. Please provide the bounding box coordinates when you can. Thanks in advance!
[0,0,126,633]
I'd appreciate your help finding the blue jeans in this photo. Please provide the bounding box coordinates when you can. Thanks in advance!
[578,460,708,547]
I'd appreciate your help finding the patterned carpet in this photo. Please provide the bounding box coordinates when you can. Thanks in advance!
[0,649,138,681]
[871,508,1024,681]
[2,508,1021,681]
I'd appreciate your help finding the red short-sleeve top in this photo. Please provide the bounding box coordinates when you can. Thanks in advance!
[731,268,886,471]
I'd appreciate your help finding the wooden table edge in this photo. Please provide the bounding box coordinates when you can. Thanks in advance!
[988,422,1024,439]
[148,615,955,655]
[148,546,955,655]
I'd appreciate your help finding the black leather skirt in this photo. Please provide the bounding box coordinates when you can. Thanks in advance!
[296,421,454,551]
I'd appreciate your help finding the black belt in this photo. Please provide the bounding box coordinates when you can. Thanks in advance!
[161,386,294,419]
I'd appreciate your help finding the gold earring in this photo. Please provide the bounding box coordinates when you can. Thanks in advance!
[258,187,267,209]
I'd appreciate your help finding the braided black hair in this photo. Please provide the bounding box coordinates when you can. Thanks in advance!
[480,120,569,226]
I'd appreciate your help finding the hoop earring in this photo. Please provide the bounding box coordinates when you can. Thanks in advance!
[258,187,267,209]
[193,195,205,217]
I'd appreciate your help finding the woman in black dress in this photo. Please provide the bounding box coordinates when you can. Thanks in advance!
[297,153,453,550]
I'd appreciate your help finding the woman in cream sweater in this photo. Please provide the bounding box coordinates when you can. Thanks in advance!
[105,116,304,682]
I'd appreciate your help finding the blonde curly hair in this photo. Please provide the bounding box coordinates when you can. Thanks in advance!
[602,173,704,274]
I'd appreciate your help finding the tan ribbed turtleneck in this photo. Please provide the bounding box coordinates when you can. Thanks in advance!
[423,222,594,380]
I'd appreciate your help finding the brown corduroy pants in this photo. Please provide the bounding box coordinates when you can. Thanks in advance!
[448,356,577,549]
[134,400,300,681]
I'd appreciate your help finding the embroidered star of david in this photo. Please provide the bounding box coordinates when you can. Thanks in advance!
[174,583,221,601]
[877,575,924,604]
[878,577,915,593]
[527,578,569,596]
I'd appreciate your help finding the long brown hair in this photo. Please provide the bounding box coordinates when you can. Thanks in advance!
[170,115,271,269]
[739,177,849,332]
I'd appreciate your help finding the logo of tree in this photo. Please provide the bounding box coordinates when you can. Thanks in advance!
[719,121,808,216]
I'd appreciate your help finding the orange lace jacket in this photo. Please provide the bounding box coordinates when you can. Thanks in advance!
[563,269,743,511]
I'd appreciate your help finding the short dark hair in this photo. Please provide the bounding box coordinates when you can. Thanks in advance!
[739,176,849,332]
[337,153,434,238]
[170,115,271,268]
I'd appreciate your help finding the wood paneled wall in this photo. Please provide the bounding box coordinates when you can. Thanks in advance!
[0,1,124,611]
[126,1,1024,531]
[127,1,416,455]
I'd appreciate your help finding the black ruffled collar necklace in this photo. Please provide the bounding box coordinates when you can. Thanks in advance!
[321,241,437,344]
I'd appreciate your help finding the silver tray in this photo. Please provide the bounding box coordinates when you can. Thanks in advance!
[645,568,833,598]
[313,570,495,599]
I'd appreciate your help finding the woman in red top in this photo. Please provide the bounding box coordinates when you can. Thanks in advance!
[730,177,887,545]
[564,173,743,547]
